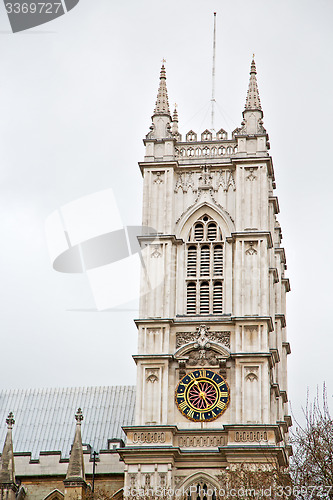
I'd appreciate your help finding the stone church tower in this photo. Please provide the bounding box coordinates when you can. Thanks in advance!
[119,59,291,495]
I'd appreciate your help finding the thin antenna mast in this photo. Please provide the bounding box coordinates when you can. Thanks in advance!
[211,12,217,134]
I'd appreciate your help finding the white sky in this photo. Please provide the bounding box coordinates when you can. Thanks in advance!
[0,0,332,422]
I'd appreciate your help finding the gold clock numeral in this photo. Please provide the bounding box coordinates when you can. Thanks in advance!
[187,409,195,418]
[199,369,206,378]
[216,401,226,410]
[178,401,187,410]
[199,412,205,420]
[188,372,196,380]
[220,391,229,397]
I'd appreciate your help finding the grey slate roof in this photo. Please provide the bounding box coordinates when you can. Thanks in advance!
[0,386,136,459]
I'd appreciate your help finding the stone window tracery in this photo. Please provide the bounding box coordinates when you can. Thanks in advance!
[186,215,224,315]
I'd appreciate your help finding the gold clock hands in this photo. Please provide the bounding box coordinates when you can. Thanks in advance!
[202,393,209,409]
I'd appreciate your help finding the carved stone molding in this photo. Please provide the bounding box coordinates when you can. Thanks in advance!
[177,434,226,448]
[198,165,213,190]
[132,431,166,444]
[174,171,196,193]
[174,476,183,486]
[147,328,161,336]
[144,474,152,488]
[129,474,136,488]
[234,430,268,442]
[176,326,230,349]
[146,369,159,383]
[151,245,162,258]
[159,473,167,487]
[245,366,259,382]
[153,171,164,184]
[187,348,220,367]
[245,241,258,255]
[244,326,258,334]
[245,167,258,181]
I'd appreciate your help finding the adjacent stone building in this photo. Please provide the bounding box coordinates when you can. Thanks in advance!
[0,58,291,499]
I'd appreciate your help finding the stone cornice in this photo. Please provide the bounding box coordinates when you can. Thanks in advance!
[134,318,174,327]
[282,278,291,292]
[120,424,290,466]
[223,424,283,443]
[231,316,274,332]
[139,160,178,174]
[269,196,280,214]
[136,315,274,331]
[282,342,291,355]
[226,231,273,249]
[271,382,280,398]
[270,348,280,363]
[275,313,286,328]
[132,354,173,362]
[275,247,286,264]
[280,390,288,403]
[284,415,292,427]
[231,156,274,179]
[174,162,235,171]
[173,315,232,325]
[223,446,288,467]
[137,234,183,245]
[269,267,279,283]
[232,352,274,360]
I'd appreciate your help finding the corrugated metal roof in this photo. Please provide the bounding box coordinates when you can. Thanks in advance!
[0,386,136,459]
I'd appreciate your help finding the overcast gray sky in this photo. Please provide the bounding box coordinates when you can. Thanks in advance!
[0,0,332,421]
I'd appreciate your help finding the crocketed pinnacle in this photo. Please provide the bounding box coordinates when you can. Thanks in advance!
[65,408,85,482]
[245,56,262,111]
[172,104,178,122]
[0,413,15,484]
[153,64,170,115]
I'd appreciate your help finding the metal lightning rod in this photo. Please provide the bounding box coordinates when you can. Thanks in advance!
[211,12,217,134]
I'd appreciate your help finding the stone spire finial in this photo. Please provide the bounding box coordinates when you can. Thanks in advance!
[153,63,170,115]
[244,55,262,111]
[0,412,17,492]
[171,103,182,140]
[6,413,15,430]
[65,409,85,483]
[172,103,178,122]
[75,408,83,424]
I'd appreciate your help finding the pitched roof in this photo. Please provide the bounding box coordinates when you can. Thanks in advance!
[0,386,135,459]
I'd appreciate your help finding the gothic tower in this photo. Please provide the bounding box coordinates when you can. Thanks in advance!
[119,59,291,495]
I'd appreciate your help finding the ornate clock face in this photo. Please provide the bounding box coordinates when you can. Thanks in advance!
[175,369,230,422]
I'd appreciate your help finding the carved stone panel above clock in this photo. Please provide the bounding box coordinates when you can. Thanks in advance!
[176,324,230,349]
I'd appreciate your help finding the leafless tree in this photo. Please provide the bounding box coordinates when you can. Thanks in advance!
[290,385,333,499]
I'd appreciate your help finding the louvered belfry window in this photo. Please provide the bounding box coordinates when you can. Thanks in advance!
[186,215,224,315]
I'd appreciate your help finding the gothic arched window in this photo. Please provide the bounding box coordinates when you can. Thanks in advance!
[186,215,224,315]
[184,481,217,500]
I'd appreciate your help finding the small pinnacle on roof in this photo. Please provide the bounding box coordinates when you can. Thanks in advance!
[245,55,262,111]
[6,413,15,430]
[153,63,170,115]
[173,104,178,122]
[75,408,83,424]
[65,409,85,483]
[0,412,16,485]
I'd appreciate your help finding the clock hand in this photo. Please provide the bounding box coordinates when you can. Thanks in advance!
[201,393,209,408]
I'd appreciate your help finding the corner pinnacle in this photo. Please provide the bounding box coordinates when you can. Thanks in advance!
[153,63,170,115]
[245,55,262,111]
